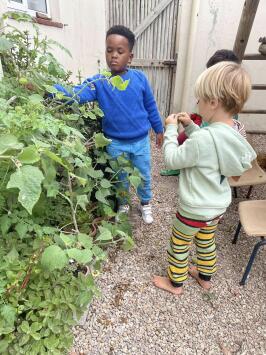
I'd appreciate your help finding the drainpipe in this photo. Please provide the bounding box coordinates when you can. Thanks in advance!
[173,0,200,112]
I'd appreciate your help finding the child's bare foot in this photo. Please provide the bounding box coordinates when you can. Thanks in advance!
[152,276,183,296]
[188,266,212,290]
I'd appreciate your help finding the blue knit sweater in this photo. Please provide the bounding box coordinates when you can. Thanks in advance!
[54,69,163,141]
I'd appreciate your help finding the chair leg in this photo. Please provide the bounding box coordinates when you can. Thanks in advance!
[233,187,238,198]
[240,238,266,286]
[232,221,242,244]
[246,185,253,199]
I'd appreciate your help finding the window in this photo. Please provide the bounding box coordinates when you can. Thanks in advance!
[27,0,47,14]
[8,0,50,17]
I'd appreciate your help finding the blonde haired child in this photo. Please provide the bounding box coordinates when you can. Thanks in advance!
[153,62,256,295]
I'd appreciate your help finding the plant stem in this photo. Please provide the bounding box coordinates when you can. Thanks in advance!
[67,173,80,234]
[48,77,108,113]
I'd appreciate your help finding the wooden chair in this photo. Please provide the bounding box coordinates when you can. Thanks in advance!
[229,159,266,199]
[232,200,266,285]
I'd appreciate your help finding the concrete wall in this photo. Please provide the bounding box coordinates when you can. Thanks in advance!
[173,0,266,131]
[1,0,106,80]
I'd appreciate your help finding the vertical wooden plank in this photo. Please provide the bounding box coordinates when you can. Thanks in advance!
[124,0,127,25]
[233,0,260,60]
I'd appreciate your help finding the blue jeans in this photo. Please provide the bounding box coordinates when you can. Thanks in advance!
[106,135,152,204]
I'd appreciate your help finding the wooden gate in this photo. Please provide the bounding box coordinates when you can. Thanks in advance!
[106,0,179,118]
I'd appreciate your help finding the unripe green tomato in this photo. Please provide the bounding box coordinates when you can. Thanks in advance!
[15,106,22,112]
[19,77,28,85]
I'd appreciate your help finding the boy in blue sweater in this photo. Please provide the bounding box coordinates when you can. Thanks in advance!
[54,25,164,224]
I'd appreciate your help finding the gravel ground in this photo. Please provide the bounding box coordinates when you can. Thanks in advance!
[72,134,266,355]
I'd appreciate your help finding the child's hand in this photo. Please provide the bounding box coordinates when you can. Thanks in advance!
[165,114,178,126]
[156,132,163,148]
[177,112,192,127]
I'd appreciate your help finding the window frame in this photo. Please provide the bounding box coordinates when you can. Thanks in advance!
[8,0,51,18]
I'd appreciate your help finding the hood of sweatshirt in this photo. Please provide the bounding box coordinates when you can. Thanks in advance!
[205,123,257,177]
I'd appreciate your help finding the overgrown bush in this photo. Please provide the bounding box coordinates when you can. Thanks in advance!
[0,12,140,354]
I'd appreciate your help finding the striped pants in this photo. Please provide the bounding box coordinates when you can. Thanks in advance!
[168,212,220,286]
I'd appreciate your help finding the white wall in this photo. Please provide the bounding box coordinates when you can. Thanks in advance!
[173,0,266,130]
[1,0,107,81]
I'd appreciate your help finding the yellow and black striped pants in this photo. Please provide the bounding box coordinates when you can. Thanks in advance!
[168,212,220,286]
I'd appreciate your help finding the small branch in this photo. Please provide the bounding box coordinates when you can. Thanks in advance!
[110,168,123,181]
[67,174,80,234]
[58,222,73,232]
[48,77,108,113]
[6,96,17,105]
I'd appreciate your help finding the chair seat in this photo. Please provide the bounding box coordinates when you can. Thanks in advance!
[229,159,266,187]
[239,200,266,237]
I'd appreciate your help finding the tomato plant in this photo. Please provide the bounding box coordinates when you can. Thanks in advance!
[0,12,139,354]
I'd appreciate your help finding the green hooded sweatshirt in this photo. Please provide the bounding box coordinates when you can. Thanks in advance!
[163,122,257,219]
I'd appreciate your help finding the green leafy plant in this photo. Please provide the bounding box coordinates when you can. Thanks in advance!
[0,12,139,354]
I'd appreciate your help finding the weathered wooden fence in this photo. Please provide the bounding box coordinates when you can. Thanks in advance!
[106,0,179,118]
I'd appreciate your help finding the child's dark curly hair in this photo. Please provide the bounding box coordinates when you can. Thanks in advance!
[106,25,135,51]
[206,49,240,68]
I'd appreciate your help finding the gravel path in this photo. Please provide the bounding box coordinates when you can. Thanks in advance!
[72,134,266,355]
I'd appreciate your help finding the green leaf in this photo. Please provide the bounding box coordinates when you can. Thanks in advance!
[47,39,72,58]
[43,335,60,349]
[59,233,76,247]
[5,11,33,22]
[105,167,115,174]
[43,149,69,169]
[117,155,130,166]
[31,331,41,340]
[100,179,112,188]
[15,221,28,238]
[94,133,111,148]
[110,75,130,91]
[67,248,93,264]
[29,94,43,104]
[86,111,97,120]
[0,215,12,235]
[78,233,93,249]
[18,146,40,164]
[87,167,104,179]
[96,152,109,164]
[6,247,19,261]
[0,134,24,154]
[129,175,141,189]
[20,321,30,334]
[44,85,59,94]
[92,106,104,117]
[19,334,30,346]
[76,194,88,211]
[1,304,16,326]
[112,76,123,87]
[31,322,42,332]
[69,173,87,186]
[44,180,60,197]
[7,166,44,214]
[122,235,135,251]
[0,37,13,52]
[102,204,116,217]
[0,339,9,353]
[101,69,112,78]
[95,188,111,205]
[96,226,113,241]
[41,245,68,271]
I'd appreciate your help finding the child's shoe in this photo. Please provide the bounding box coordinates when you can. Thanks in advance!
[115,204,130,222]
[139,204,153,224]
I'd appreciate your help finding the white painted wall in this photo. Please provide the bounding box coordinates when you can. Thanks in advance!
[1,0,106,80]
[173,0,266,131]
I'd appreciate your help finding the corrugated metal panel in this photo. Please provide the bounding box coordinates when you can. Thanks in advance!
[107,0,179,118]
